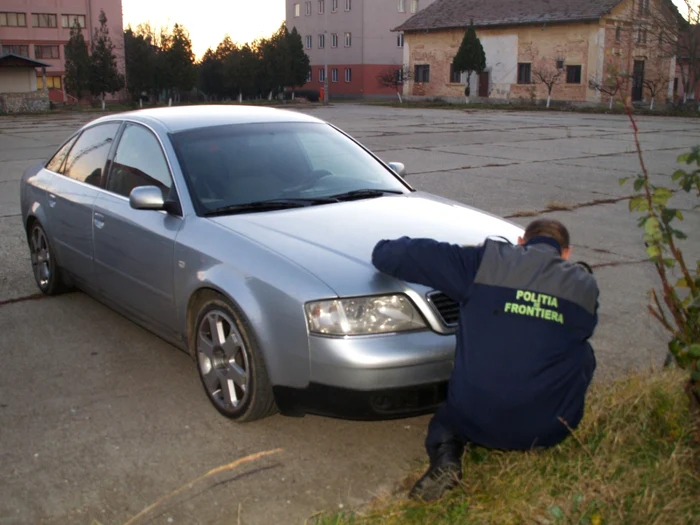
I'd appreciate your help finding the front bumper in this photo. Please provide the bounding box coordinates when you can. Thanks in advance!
[273,329,455,420]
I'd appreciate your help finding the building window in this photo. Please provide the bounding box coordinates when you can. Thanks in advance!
[397,33,404,47]
[411,0,420,13]
[332,0,338,12]
[345,32,352,47]
[319,68,326,82]
[345,0,352,11]
[637,27,647,44]
[61,14,86,28]
[615,26,621,42]
[2,44,29,56]
[32,13,57,28]
[331,33,338,47]
[415,64,430,83]
[332,68,338,82]
[305,35,312,49]
[35,45,59,59]
[318,34,325,48]
[517,63,531,84]
[306,2,312,15]
[318,0,324,14]
[0,12,27,27]
[398,0,406,12]
[639,0,650,15]
[345,68,352,82]
[566,65,582,84]
[294,3,301,17]
[449,63,462,83]
[307,69,313,83]
[37,75,62,90]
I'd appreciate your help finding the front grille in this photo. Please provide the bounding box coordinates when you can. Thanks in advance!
[427,291,459,327]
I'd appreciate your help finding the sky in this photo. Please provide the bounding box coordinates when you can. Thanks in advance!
[121,0,286,60]
[122,0,693,61]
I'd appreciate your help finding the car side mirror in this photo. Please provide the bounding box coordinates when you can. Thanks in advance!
[388,162,407,177]
[129,186,165,211]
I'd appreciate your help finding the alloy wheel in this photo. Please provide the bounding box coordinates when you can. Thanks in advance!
[30,225,51,289]
[197,309,251,411]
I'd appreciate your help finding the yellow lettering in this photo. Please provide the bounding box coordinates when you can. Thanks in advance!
[516,290,524,300]
[551,297,559,308]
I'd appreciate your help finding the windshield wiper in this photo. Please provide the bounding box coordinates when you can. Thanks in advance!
[326,189,405,202]
[203,197,337,217]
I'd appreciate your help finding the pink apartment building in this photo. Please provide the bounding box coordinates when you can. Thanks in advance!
[286,0,436,97]
[0,0,125,102]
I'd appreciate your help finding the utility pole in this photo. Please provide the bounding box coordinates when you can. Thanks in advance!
[323,0,329,105]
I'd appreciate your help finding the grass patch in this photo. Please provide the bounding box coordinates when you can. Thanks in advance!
[314,371,700,525]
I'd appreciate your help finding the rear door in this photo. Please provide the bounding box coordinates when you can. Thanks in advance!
[46,122,122,288]
[92,122,183,334]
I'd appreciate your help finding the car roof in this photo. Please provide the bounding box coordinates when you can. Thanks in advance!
[89,104,326,133]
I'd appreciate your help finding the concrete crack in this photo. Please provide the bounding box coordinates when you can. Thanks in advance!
[590,259,649,269]
[0,293,47,307]
[505,195,632,219]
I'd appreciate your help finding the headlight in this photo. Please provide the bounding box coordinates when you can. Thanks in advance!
[305,294,427,336]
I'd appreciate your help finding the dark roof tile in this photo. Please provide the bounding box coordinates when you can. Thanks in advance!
[394,0,623,32]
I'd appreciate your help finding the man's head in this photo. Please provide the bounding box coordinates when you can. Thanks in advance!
[517,219,572,260]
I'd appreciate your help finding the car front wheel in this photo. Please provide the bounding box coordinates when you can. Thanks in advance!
[193,293,277,422]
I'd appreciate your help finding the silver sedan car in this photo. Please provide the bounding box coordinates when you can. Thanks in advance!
[20,105,523,422]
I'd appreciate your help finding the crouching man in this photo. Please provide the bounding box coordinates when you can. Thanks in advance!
[371,219,599,501]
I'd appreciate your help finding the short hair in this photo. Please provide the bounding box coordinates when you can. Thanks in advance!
[523,219,570,249]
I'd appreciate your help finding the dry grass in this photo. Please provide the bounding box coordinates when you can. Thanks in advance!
[314,371,700,525]
[546,201,576,212]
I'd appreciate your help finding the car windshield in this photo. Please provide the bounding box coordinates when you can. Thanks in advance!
[169,121,409,215]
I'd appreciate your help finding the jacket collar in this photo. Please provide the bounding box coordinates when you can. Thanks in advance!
[524,236,562,255]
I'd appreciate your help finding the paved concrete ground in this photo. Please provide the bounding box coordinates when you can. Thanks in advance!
[1,105,698,525]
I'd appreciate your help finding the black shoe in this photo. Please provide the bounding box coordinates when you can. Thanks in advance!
[408,462,462,502]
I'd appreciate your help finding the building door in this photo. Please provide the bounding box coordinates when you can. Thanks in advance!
[632,60,645,102]
[478,72,490,97]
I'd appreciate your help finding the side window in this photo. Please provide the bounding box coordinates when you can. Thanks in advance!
[63,123,121,186]
[45,135,78,173]
[106,123,173,199]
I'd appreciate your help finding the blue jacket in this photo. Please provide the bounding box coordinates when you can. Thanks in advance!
[372,235,598,450]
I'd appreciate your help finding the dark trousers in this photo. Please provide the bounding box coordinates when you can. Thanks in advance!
[425,404,468,468]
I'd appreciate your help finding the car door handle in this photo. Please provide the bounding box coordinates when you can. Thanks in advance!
[94,212,105,230]
[48,193,56,208]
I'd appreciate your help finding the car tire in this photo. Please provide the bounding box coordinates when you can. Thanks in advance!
[27,220,70,296]
[192,293,278,422]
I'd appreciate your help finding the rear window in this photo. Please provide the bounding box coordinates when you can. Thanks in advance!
[45,135,78,173]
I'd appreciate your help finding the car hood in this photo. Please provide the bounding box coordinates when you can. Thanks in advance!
[209,191,524,297]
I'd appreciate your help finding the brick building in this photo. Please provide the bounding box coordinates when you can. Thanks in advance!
[0,0,125,103]
[394,0,680,107]
[286,0,437,98]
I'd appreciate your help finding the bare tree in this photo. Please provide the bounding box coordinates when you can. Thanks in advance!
[646,0,699,105]
[643,70,669,109]
[376,65,412,103]
[589,76,622,109]
[531,59,564,108]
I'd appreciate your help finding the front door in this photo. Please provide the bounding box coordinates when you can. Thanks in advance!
[478,71,490,97]
[632,60,645,102]
[93,122,182,333]
[46,122,122,288]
